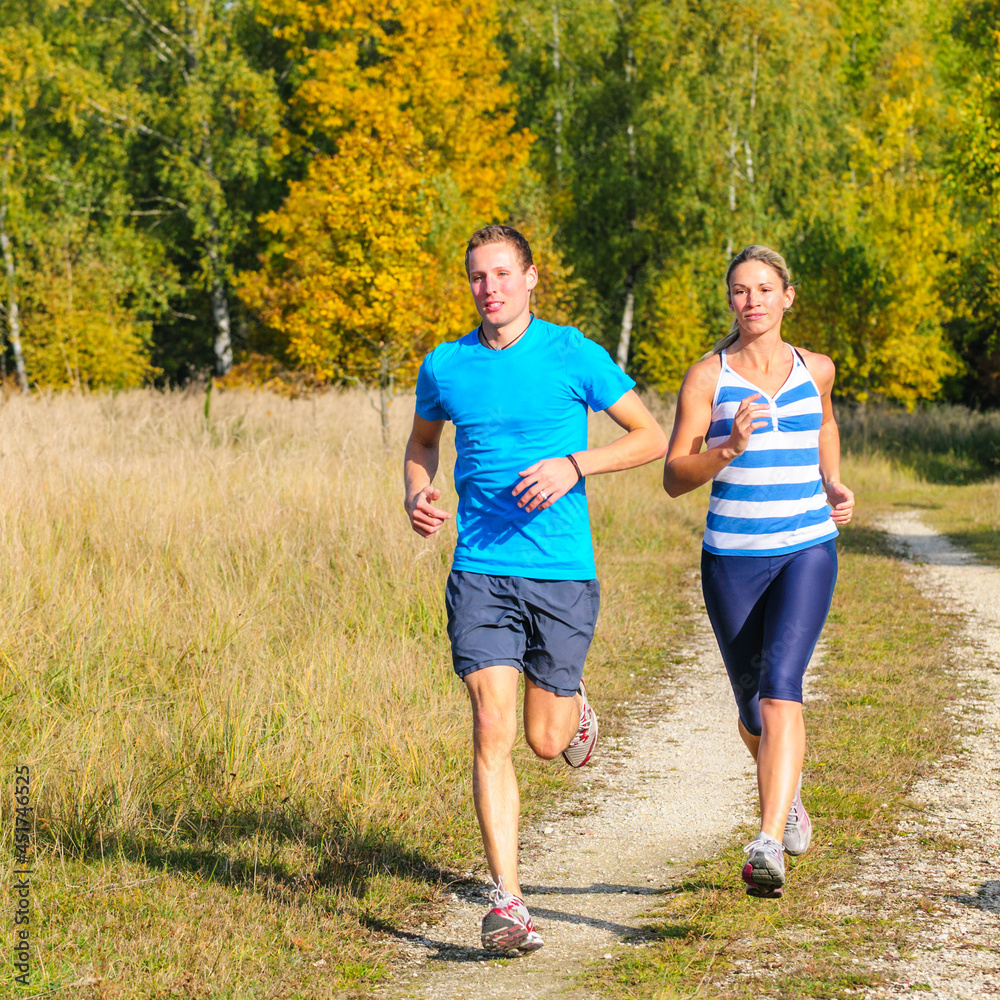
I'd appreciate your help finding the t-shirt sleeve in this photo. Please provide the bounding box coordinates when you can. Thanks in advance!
[415,351,450,421]
[575,336,636,412]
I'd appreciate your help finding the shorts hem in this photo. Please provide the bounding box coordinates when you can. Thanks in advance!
[758,691,805,704]
[455,659,523,680]
[523,667,579,699]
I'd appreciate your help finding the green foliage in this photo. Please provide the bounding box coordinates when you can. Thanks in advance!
[0,0,994,401]
[943,28,1000,406]
[0,0,177,390]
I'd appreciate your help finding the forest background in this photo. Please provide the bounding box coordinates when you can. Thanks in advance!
[3,0,1000,420]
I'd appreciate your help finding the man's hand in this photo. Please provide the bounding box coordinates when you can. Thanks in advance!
[824,481,855,525]
[512,457,580,513]
[406,486,452,537]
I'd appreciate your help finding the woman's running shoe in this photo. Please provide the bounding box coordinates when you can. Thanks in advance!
[481,876,544,953]
[742,832,786,898]
[562,681,598,768]
[783,779,812,856]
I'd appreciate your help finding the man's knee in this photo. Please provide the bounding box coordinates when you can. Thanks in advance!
[524,728,564,761]
[472,702,516,759]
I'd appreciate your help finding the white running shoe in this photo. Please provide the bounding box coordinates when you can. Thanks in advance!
[783,778,812,856]
[480,876,544,953]
[561,680,598,768]
[742,832,786,898]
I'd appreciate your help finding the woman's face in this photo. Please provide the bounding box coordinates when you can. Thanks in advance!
[728,260,795,337]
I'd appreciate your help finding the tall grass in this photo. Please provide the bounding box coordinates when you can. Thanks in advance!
[0,389,475,860]
[0,387,705,994]
[839,402,1000,483]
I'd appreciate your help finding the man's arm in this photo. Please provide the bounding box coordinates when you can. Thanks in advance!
[512,389,668,513]
[404,415,452,537]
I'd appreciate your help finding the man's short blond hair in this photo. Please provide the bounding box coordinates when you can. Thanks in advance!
[465,225,534,275]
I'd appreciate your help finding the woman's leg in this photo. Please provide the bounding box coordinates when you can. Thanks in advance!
[755,540,838,838]
[701,550,770,739]
[756,698,805,839]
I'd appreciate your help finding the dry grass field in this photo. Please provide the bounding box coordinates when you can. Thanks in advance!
[5,388,997,998]
[0,387,705,996]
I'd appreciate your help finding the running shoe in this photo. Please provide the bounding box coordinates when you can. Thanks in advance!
[741,832,786,898]
[480,876,544,953]
[562,681,598,768]
[783,778,812,856]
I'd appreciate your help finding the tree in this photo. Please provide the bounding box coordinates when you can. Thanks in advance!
[0,10,53,391]
[501,1,847,375]
[92,0,281,376]
[944,26,1000,405]
[0,0,176,390]
[791,42,958,406]
[241,0,532,442]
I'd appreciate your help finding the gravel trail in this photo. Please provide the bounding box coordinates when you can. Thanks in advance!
[382,615,756,999]
[854,511,1000,999]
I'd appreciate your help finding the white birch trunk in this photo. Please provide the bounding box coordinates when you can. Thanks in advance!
[210,268,233,376]
[616,286,635,370]
[0,203,28,393]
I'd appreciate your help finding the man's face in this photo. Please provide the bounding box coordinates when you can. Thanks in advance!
[467,242,538,329]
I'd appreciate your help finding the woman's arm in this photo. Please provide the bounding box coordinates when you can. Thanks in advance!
[663,357,770,497]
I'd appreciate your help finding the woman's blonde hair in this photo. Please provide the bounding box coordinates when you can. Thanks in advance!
[710,245,793,355]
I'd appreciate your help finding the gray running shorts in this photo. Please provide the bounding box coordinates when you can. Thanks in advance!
[445,570,600,697]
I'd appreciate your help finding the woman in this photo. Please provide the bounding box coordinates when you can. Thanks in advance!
[663,245,854,898]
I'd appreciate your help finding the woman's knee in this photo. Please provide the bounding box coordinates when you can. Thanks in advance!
[759,697,804,730]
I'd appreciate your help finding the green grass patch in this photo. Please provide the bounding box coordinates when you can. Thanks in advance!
[587,484,962,999]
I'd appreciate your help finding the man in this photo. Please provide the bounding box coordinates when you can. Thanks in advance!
[404,224,666,953]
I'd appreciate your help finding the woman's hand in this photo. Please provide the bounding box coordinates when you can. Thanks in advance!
[825,481,855,524]
[723,393,771,459]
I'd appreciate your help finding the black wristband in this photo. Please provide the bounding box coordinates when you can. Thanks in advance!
[565,454,584,481]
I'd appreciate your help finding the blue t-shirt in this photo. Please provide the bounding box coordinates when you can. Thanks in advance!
[415,317,635,580]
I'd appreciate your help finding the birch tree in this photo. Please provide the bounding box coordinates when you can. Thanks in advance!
[0,16,51,391]
[99,0,280,376]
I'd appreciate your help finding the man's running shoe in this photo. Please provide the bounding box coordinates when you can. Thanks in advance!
[481,876,544,954]
[562,681,598,768]
[783,778,812,856]
[742,832,786,898]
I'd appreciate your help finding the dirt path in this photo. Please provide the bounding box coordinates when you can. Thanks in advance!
[854,511,1000,999]
[382,615,756,999]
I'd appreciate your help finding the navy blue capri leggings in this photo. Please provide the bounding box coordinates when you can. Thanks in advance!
[701,539,838,737]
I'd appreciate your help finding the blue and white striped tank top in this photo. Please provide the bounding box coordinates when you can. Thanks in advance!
[704,346,838,557]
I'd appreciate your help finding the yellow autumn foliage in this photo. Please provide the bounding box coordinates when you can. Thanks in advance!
[633,263,712,393]
[242,0,533,390]
[21,256,156,390]
[794,43,958,408]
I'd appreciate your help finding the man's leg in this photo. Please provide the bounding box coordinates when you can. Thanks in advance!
[522,677,582,760]
[464,664,524,897]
